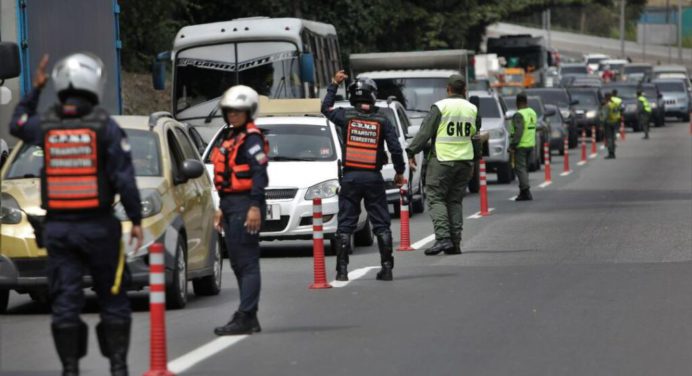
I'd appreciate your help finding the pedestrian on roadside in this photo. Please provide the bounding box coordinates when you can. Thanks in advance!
[321,71,405,281]
[509,92,537,201]
[10,53,143,376]
[211,85,269,335]
[637,89,652,139]
[405,75,478,255]
[601,92,620,159]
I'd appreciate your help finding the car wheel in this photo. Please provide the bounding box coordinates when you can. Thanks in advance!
[192,236,222,296]
[0,289,9,314]
[29,290,50,305]
[0,152,7,168]
[497,162,514,184]
[632,121,641,132]
[656,116,664,127]
[683,113,690,122]
[413,177,426,212]
[166,236,188,309]
[568,128,578,148]
[354,220,374,247]
[467,160,480,194]
[528,147,539,172]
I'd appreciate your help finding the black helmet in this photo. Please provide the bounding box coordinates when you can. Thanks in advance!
[348,77,378,106]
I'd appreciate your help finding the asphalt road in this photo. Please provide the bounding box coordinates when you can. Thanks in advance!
[1,121,691,375]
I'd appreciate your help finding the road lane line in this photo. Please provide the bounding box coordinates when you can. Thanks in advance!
[168,335,249,374]
[560,171,572,176]
[508,195,517,201]
[467,208,495,219]
[589,153,597,159]
[330,266,380,287]
[410,234,435,249]
[577,161,587,166]
[538,181,552,188]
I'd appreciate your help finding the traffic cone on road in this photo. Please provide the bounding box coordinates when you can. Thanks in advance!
[580,129,588,164]
[309,198,331,289]
[543,142,551,183]
[479,159,490,216]
[144,243,174,376]
[397,182,414,251]
[563,137,571,174]
[591,125,597,156]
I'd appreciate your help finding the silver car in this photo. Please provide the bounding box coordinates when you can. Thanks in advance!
[470,90,514,184]
[654,79,691,122]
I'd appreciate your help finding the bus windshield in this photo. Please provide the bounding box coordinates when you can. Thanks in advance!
[174,41,302,113]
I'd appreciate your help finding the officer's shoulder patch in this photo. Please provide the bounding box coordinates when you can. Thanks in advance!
[255,152,268,165]
[120,138,131,152]
[17,113,28,126]
[248,144,262,155]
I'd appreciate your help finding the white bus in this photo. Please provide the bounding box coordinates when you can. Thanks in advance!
[153,17,343,139]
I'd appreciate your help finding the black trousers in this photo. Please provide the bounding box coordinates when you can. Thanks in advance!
[337,171,390,236]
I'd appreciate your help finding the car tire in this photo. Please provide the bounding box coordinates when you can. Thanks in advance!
[497,162,513,184]
[29,290,50,305]
[656,116,664,127]
[468,160,480,194]
[632,121,641,132]
[528,147,539,172]
[683,113,690,122]
[0,289,9,314]
[166,236,188,309]
[354,220,374,247]
[192,236,222,296]
[568,128,578,149]
[412,178,426,212]
[0,152,7,168]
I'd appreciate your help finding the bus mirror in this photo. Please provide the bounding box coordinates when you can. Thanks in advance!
[0,42,21,80]
[300,53,315,84]
[152,51,171,91]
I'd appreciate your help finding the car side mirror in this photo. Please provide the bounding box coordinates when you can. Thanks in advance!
[152,51,171,91]
[0,42,21,81]
[180,159,204,181]
[300,53,315,84]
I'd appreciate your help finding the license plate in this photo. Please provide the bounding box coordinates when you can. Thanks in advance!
[266,204,281,220]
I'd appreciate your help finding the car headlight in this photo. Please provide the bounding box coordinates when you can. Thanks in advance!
[114,189,163,221]
[0,193,22,224]
[305,179,340,200]
[651,102,657,109]
[488,128,506,139]
[586,110,597,118]
[561,110,570,118]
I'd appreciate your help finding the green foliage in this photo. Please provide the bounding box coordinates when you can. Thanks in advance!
[118,0,643,72]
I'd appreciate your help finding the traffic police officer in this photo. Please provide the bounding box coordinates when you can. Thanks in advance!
[510,93,537,201]
[601,92,620,159]
[10,54,143,376]
[406,75,478,255]
[637,89,652,139]
[322,71,405,281]
[211,85,269,335]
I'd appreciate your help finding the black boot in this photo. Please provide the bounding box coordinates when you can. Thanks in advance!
[446,234,462,255]
[424,239,454,256]
[515,189,533,201]
[375,232,394,281]
[214,311,260,336]
[96,320,131,376]
[335,232,351,281]
[52,321,88,376]
[605,153,615,159]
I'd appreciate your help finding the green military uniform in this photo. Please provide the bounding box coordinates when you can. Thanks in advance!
[406,86,477,253]
[601,98,621,158]
[510,107,537,194]
[637,94,652,139]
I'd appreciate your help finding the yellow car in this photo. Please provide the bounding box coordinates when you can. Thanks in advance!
[0,112,221,311]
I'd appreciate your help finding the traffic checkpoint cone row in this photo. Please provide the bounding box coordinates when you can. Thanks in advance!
[543,142,551,183]
[397,181,414,251]
[309,197,331,289]
[479,159,490,216]
[563,137,571,174]
[591,125,597,156]
[580,129,588,164]
[144,243,175,376]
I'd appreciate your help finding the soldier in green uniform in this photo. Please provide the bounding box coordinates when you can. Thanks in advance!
[637,89,652,139]
[601,92,621,159]
[406,75,477,255]
[509,93,537,201]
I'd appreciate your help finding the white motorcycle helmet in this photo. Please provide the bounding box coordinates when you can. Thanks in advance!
[52,53,105,104]
[219,85,259,126]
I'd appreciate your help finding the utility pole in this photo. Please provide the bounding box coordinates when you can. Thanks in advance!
[667,0,672,63]
[619,0,626,58]
[547,8,552,49]
[643,12,647,62]
[678,0,683,62]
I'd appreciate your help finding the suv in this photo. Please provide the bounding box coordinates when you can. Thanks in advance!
[1,113,221,312]
[501,95,551,170]
[526,88,579,148]
[653,79,691,122]
[471,90,514,183]
[603,83,643,131]
[202,99,372,252]
[567,87,602,136]
[640,83,665,127]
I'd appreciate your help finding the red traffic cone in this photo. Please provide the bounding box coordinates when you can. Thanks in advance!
[144,243,175,376]
[309,198,331,289]
[479,159,490,216]
[543,142,551,183]
[397,181,414,251]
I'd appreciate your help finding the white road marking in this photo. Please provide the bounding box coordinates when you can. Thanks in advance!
[508,195,518,201]
[577,161,587,166]
[410,234,436,249]
[589,153,598,159]
[560,171,573,176]
[330,266,380,288]
[538,181,552,188]
[168,336,249,374]
[467,208,495,219]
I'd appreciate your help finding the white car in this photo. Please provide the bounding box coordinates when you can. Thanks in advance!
[583,53,610,75]
[201,102,372,251]
[332,99,425,215]
[469,90,514,184]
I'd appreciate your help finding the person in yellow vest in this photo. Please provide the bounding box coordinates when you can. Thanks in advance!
[406,75,478,255]
[637,89,652,139]
[509,93,537,201]
[602,92,622,159]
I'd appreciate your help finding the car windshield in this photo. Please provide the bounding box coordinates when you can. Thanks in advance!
[478,97,501,118]
[561,66,587,75]
[607,86,637,98]
[4,129,162,179]
[569,91,599,106]
[642,87,658,98]
[655,82,686,92]
[527,90,570,108]
[373,78,449,112]
[624,66,652,74]
[174,41,302,113]
[503,97,543,117]
[587,57,607,65]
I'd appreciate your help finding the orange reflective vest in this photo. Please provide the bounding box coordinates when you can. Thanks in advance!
[343,109,385,171]
[210,123,268,193]
[40,108,112,211]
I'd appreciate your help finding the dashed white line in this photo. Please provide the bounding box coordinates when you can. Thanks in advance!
[560,171,573,176]
[330,266,380,288]
[467,208,495,219]
[410,234,436,249]
[168,336,249,374]
[589,153,598,159]
[538,181,552,188]
[577,161,587,166]
[508,195,518,201]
